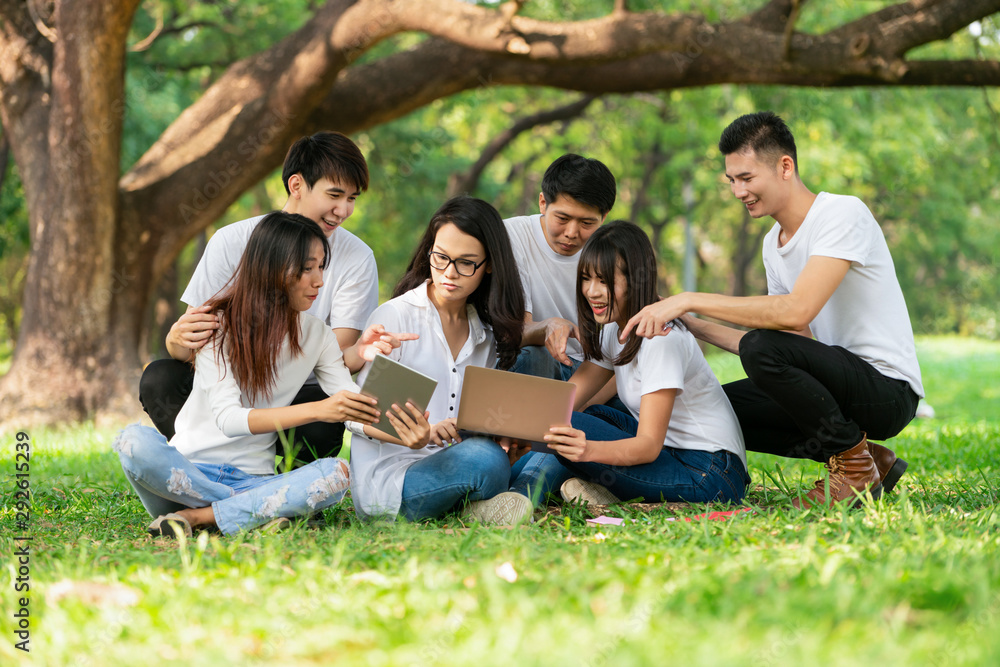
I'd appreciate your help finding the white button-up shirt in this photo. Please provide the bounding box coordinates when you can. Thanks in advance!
[348,282,497,520]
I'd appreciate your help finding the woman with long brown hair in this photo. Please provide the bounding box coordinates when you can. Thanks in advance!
[114,212,386,537]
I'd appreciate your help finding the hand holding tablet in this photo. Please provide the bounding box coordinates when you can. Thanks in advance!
[360,355,438,440]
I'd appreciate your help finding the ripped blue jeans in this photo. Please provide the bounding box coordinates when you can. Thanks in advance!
[114,424,349,535]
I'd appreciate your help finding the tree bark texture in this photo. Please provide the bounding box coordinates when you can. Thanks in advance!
[1,0,999,424]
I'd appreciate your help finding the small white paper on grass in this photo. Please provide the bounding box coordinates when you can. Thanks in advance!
[495,561,518,583]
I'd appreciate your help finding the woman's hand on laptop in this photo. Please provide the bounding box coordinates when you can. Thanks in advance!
[543,426,589,462]
[385,401,432,449]
[430,418,462,446]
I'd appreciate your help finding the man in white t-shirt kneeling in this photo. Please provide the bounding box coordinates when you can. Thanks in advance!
[140,132,403,464]
[504,154,617,383]
[501,154,621,504]
[621,112,924,508]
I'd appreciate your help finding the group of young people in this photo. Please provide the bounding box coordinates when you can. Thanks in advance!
[113,111,924,537]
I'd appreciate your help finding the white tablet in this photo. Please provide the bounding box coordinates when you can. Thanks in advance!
[360,355,438,441]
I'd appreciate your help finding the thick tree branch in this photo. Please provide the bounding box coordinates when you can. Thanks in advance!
[895,58,1000,85]
[831,0,1000,57]
[119,0,1000,279]
[336,0,705,61]
[782,0,804,61]
[744,0,803,28]
[447,94,597,197]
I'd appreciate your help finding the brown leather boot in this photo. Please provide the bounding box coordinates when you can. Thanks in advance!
[792,435,883,508]
[868,441,908,494]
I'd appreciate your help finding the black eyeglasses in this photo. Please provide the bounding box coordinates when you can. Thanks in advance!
[428,251,487,277]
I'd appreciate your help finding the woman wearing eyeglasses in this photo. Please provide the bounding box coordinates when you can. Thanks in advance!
[347,196,535,524]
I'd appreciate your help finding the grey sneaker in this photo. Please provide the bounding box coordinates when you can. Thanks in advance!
[560,478,620,507]
[148,513,193,539]
[460,492,533,526]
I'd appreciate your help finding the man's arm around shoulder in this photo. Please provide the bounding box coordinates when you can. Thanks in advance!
[165,305,220,362]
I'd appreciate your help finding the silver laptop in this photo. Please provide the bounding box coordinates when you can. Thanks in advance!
[457,366,577,452]
[360,355,438,441]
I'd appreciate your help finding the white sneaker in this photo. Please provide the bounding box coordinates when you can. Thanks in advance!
[147,513,192,539]
[460,492,533,526]
[560,478,620,507]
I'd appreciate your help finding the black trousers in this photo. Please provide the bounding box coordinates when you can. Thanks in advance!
[723,330,919,462]
[138,359,345,462]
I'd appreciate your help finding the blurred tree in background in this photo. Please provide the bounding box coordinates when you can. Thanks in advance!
[0,0,997,424]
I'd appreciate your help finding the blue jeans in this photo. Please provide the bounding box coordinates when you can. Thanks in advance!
[560,405,750,504]
[511,345,629,413]
[398,438,573,521]
[509,450,573,504]
[510,345,580,380]
[114,424,350,535]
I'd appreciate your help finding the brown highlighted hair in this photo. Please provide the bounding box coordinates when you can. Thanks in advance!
[577,220,659,366]
[204,212,329,403]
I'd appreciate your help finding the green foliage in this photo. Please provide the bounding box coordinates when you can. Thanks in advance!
[0,149,28,346]
[4,1,1000,359]
[1,337,999,665]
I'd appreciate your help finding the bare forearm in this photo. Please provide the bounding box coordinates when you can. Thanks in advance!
[247,404,318,435]
[683,316,745,356]
[341,343,364,374]
[683,292,811,332]
[165,334,195,362]
[585,436,660,466]
[521,318,547,347]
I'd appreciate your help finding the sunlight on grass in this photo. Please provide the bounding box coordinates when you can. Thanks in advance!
[1,335,998,666]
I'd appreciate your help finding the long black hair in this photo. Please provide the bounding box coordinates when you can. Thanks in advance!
[206,211,329,402]
[395,196,525,370]
[577,220,659,366]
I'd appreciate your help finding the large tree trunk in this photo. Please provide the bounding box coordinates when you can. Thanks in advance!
[1,0,999,426]
[2,0,142,423]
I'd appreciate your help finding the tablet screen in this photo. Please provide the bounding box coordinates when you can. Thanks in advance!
[359,355,438,440]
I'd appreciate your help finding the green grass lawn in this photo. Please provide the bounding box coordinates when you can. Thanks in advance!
[2,336,999,666]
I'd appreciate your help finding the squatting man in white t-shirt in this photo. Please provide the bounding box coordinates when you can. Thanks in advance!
[139,132,414,464]
[501,154,623,502]
[622,111,924,508]
[504,153,617,383]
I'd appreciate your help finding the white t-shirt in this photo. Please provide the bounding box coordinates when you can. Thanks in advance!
[348,282,498,520]
[591,323,746,467]
[762,192,924,397]
[503,214,584,362]
[171,314,360,476]
[182,215,379,332]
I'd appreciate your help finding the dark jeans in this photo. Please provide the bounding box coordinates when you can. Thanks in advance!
[138,359,345,462]
[724,330,919,463]
[558,405,749,504]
